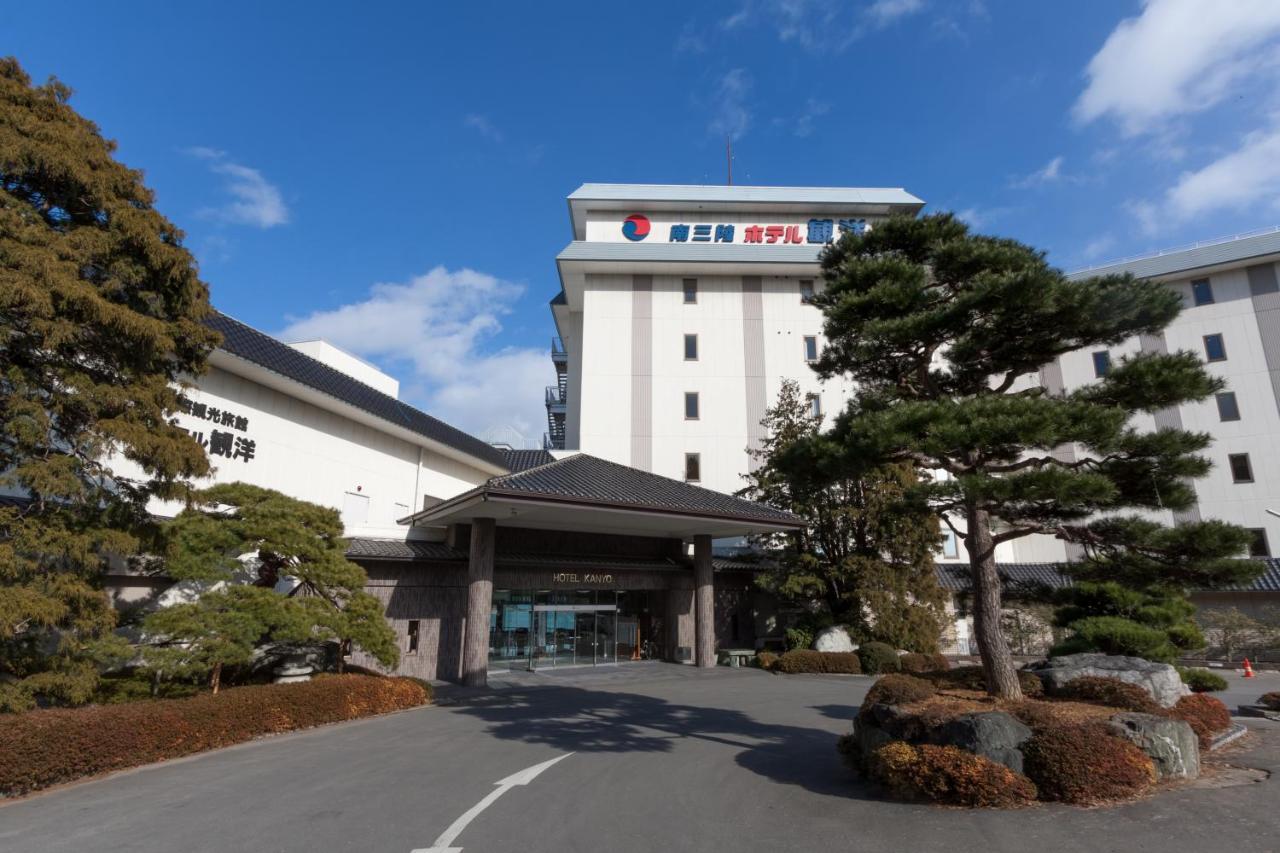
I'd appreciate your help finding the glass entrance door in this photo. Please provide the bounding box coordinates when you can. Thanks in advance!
[531,601,618,668]
[574,612,596,664]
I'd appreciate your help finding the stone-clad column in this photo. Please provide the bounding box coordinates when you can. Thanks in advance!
[461,518,496,687]
[694,535,715,668]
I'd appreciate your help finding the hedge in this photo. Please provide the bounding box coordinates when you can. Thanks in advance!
[869,741,1037,808]
[921,665,1044,697]
[1178,667,1228,693]
[898,652,950,674]
[1048,676,1160,714]
[857,642,901,675]
[1167,693,1232,750]
[0,675,431,797]
[1260,691,1280,711]
[773,650,862,674]
[861,674,936,713]
[1021,721,1156,804]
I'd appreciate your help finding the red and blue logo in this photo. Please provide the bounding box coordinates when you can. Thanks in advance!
[622,214,651,242]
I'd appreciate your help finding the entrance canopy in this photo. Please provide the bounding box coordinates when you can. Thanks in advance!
[397,453,802,540]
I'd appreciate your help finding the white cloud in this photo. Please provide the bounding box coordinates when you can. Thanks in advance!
[1010,155,1066,189]
[463,113,503,143]
[675,19,707,53]
[188,148,288,229]
[1074,0,1280,136]
[277,267,550,444]
[1162,125,1280,223]
[708,68,752,141]
[1081,234,1117,261]
[865,0,924,29]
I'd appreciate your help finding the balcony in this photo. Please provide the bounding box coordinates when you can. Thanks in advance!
[545,385,567,412]
[551,336,567,368]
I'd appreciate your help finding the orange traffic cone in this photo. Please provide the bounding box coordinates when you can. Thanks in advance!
[1243,657,1255,678]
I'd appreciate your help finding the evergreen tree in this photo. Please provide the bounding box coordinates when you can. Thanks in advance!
[0,58,219,710]
[143,483,399,689]
[799,213,1258,698]
[741,380,946,652]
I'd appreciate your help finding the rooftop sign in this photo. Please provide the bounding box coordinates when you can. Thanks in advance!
[619,213,868,245]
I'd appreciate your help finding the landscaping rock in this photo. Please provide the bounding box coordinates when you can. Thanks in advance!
[1029,653,1189,707]
[1105,712,1200,780]
[813,626,857,653]
[851,717,895,763]
[928,711,1032,774]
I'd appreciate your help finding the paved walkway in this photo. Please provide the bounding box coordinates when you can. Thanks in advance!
[3,666,1278,853]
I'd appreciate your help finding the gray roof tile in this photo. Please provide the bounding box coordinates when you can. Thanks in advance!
[935,559,1280,594]
[207,312,507,470]
[484,454,803,526]
[345,538,464,561]
[500,448,556,472]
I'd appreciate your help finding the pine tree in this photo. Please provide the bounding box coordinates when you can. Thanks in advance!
[741,380,946,651]
[0,58,219,710]
[805,213,1259,698]
[143,483,399,689]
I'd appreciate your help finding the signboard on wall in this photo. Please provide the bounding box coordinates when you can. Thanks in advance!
[175,393,259,464]
[619,213,868,245]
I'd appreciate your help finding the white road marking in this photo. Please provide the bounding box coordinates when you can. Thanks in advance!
[411,753,574,852]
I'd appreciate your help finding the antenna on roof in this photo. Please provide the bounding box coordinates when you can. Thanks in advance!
[726,136,733,186]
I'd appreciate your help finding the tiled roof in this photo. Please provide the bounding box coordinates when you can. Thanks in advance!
[344,538,464,562]
[483,454,803,527]
[935,559,1280,594]
[501,448,556,472]
[206,312,508,470]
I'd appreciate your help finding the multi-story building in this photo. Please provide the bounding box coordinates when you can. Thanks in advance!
[547,185,1280,567]
[546,183,925,492]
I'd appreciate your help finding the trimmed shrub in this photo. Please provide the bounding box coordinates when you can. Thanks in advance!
[1259,691,1280,711]
[858,642,902,675]
[754,651,780,671]
[1049,676,1160,713]
[861,674,936,713]
[0,675,430,797]
[773,650,862,675]
[898,652,950,674]
[1050,616,1177,663]
[869,741,1037,808]
[1167,693,1232,750]
[1021,722,1156,804]
[1178,667,1228,693]
[922,665,1044,697]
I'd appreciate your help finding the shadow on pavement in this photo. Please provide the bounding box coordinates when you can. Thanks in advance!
[449,684,882,800]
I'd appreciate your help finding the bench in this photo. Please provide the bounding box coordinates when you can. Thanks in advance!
[718,648,755,668]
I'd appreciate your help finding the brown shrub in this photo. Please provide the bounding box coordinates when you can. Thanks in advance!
[0,675,430,797]
[923,665,1043,697]
[1048,676,1160,713]
[755,651,780,671]
[1021,722,1156,804]
[1260,691,1280,711]
[1167,693,1232,749]
[869,741,1037,808]
[773,650,862,675]
[899,652,951,674]
[860,674,937,716]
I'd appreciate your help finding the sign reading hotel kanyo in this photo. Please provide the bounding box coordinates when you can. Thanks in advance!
[551,572,615,585]
[174,393,258,464]
[619,212,869,245]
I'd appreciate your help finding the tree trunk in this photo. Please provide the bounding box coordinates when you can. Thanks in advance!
[965,503,1023,700]
[210,661,222,695]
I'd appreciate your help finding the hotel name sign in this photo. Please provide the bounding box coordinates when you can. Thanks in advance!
[551,572,615,585]
[620,213,869,245]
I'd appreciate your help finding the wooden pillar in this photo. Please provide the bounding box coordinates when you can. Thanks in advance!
[461,518,495,687]
[694,534,715,668]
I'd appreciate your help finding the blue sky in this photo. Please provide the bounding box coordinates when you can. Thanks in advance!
[8,1,1280,444]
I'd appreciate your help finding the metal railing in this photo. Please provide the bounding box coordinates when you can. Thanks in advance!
[545,385,566,406]
[1070,224,1280,274]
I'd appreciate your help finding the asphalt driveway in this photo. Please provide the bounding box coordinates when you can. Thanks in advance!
[3,665,1278,853]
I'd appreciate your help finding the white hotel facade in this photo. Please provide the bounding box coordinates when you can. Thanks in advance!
[546,185,1280,565]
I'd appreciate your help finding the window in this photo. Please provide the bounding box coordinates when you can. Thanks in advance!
[684,391,700,420]
[941,530,959,559]
[1249,529,1271,558]
[800,280,815,303]
[1191,279,1215,306]
[1201,333,1228,363]
[807,393,822,418]
[1092,350,1111,377]
[1228,453,1254,483]
[684,452,701,482]
[1216,391,1241,422]
[407,620,420,654]
[684,333,698,361]
[683,278,697,304]
[804,335,819,362]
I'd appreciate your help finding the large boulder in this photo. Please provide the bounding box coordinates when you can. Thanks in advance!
[1028,653,1189,708]
[928,711,1033,774]
[813,626,857,653]
[1106,713,1200,780]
